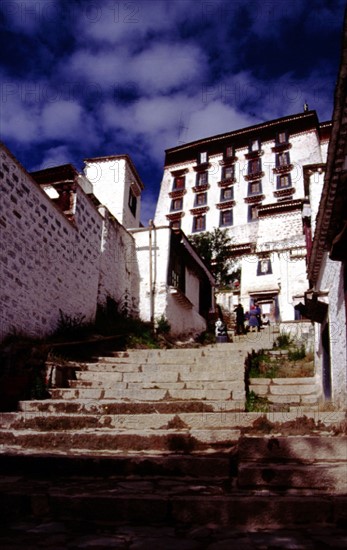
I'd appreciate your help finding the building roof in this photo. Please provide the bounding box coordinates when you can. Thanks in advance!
[30,164,79,185]
[164,111,323,166]
[83,154,145,190]
[308,11,347,283]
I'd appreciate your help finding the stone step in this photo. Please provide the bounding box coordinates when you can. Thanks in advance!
[83,362,245,377]
[103,346,245,363]
[0,428,241,453]
[17,399,244,414]
[0,473,345,528]
[0,452,233,478]
[238,436,347,462]
[69,379,241,391]
[49,387,245,402]
[238,462,347,493]
[75,369,244,384]
[0,411,261,431]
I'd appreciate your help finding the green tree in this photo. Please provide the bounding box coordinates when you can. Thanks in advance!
[188,228,235,287]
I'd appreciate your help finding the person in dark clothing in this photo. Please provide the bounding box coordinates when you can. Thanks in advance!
[234,303,245,335]
[254,302,262,332]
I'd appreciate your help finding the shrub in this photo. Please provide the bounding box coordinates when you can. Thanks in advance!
[245,391,269,412]
[288,344,306,361]
[273,332,293,349]
[156,315,171,335]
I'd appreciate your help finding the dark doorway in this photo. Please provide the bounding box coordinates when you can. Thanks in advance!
[322,322,332,399]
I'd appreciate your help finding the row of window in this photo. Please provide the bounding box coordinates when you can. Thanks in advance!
[195,131,289,165]
[174,171,292,191]
[174,154,292,190]
[171,203,261,232]
[171,174,293,213]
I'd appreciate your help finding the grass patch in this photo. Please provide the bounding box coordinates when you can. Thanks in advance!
[245,391,270,412]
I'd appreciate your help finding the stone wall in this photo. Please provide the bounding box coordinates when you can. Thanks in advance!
[315,257,347,408]
[279,321,314,351]
[249,375,321,407]
[0,144,138,342]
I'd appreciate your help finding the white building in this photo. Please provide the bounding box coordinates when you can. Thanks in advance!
[0,143,214,342]
[154,111,331,322]
[305,14,347,409]
[130,225,215,336]
[83,155,144,229]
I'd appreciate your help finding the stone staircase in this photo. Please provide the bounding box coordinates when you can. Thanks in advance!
[0,344,346,530]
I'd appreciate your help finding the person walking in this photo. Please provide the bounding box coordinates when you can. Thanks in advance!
[248,305,259,332]
[234,303,245,335]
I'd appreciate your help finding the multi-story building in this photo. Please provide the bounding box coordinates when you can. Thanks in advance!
[154,111,331,322]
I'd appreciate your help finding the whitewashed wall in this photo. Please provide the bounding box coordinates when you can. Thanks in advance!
[131,226,208,336]
[315,255,347,409]
[0,144,138,341]
[84,157,142,229]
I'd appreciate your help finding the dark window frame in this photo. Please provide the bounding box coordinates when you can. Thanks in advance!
[173,175,186,190]
[219,209,233,227]
[220,187,234,201]
[128,188,137,216]
[276,173,292,189]
[257,258,273,275]
[194,192,207,206]
[192,214,206,233]
[170,197,183,211]
[196,171,208,186]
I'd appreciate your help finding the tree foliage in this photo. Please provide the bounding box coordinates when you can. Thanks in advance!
[188,228,235,287]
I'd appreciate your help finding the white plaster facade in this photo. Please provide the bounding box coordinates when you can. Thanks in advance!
[83,155,143,229]
[131,226,214,337]
[0,143,213,342]
[306,17,347,409]
[155,111,331,322]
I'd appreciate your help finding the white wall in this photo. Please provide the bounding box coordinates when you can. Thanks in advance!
[315,255,347,408]
[131,226,208,337]
[0,144,139,341]
[84,157,142,229]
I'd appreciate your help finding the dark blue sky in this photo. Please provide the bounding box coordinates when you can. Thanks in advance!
[0,0,345,223]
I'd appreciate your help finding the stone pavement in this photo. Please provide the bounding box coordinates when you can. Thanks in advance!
[0,519,346,549]
[1,325,346,547]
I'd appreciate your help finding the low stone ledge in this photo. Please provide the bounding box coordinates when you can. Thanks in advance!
[271,376,318,385]
[249,378,271,386]
[269,385,317,396]
[249,385,269,396]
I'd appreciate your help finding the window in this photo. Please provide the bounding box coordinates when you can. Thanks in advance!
[220,187,233,201]
[248,203,260,222]
[195,192,207,206]
[249,181,261,195]
[220,209,233,227]
[222,165,234,180]
[196,171,208,186]
[277,174,292,188]
[173,175,185,190]
[276,151,290,167]
[248,158,261,175]
[276,131,288,144]
[192,214,206,232]
[249,139,260,152]
[128,189,137,216]
[171,198,183,211]
[257,259,272,275]
[198,151,208,164]
[225,145,234,158]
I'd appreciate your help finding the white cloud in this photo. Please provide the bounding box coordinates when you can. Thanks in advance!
[75,0,198,45]
[41,101,84,140]
[60,41,206,95]
[31,145,73,171]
